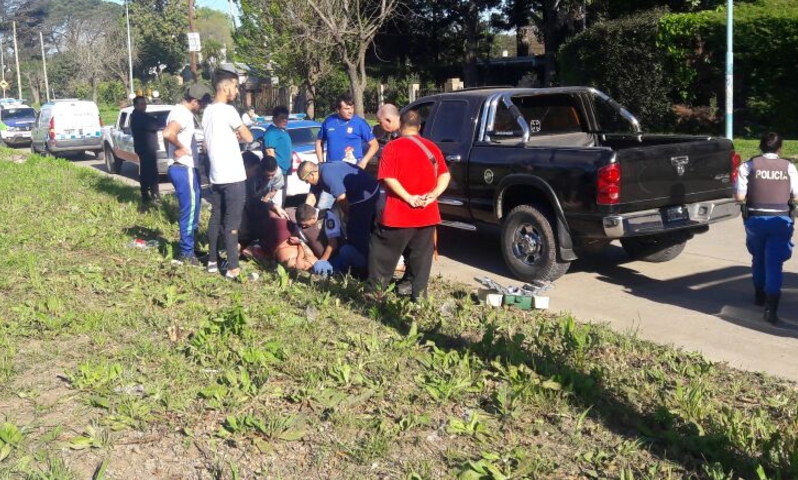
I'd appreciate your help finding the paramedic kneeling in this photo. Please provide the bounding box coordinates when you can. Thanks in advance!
[735,131,798,325]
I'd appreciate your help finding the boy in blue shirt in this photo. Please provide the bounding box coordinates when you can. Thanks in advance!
[262,105,292,175]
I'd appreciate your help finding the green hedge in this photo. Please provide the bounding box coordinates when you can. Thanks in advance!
[658,0,798,136]
[558,9,675,132]
[559,0,798,136]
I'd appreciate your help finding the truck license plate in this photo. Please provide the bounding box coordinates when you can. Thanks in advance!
[664,205,688,223]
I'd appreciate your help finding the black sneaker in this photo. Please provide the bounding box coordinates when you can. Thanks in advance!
[172,255,200,267]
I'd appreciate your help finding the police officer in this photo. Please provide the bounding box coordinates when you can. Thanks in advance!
[735,132,798,325]
[130,95,161,206]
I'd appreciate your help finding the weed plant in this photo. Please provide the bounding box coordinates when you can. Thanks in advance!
[0,151,797,478]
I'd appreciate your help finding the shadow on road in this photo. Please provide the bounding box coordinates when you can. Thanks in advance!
[437,227,798,338]
[586,254,798,339]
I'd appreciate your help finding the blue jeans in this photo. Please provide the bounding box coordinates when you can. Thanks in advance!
[745,215,794,295]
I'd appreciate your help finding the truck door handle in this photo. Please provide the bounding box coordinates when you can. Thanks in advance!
[445,154,462,163]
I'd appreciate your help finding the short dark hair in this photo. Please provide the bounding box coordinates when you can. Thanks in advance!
[212,68,238,91]
[272,105,289,118]
[133,96,147,107]
[297,160,316,178]
[400,109,420,128]
[337,93,354,108]
[295,203,317,224]
[242,151,260,169]
[260,155,278,173]
[760,132,783,154]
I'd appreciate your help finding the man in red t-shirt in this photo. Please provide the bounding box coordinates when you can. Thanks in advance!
[367,110,451,301]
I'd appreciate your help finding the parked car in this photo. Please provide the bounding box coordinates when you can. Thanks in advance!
[102,104,205,176]
[30,99,104,158]
[250,115,323,197]
[0,103,37,147]
[373,87,741,282]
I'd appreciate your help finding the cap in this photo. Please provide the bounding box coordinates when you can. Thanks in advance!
[186,83,213,102]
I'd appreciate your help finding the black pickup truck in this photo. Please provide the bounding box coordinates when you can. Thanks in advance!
[381,87,741,282]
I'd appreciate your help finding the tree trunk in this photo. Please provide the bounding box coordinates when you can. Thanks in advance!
[91,77,98,104]
[304,84,316,120]
[463,2,480,88]
[25,74,40,105]
[542,0,559,86]
[345,59,365,116]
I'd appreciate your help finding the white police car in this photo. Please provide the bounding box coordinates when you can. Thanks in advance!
[0,102,37,147]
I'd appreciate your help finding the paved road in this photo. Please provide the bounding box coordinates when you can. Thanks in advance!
[433,223,798,382]
[43,150,798,382]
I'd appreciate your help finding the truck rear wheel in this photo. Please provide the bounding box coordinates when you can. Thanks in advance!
[501,204,571,282]
[620,233,687,263]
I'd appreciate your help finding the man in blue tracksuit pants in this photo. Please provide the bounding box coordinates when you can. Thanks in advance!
[735,132,798,325]
[162,83,213,265]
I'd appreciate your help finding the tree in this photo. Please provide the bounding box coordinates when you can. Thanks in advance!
[236,0,337,119]
[304,0,403,115]
[129,0,189,77]
[441,0,501,87]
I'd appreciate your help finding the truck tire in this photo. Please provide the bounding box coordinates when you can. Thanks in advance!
[104,144,122,174]
[501,204,571,282]
[620,234,687,263]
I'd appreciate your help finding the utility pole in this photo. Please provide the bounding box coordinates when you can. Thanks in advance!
[724,0,733,140]
[188,0,197,80]
[1,37,6,98]
[12,22,21,100]
[40,32,50,102]
[228,0,236,29]
[125,0,135,97]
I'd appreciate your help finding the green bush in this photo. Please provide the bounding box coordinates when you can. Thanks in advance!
[313,69,351,119]
[558,9,675,132]
[658,0,798,136]
[97,81,128,107]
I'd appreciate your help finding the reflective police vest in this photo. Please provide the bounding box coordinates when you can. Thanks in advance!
[746,155,791,215]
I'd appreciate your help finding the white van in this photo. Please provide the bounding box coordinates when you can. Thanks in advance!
[31,99,104,158]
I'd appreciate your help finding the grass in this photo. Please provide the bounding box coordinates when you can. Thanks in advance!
[733,138,798,162]
[99,105,119,127]
[1,148,798,478]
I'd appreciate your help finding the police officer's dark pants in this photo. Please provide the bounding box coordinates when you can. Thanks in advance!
[368,225,435,301]
[208,181,246,271]
[136,148,160,202]
[347,194,378,255]
[745,215,794,295]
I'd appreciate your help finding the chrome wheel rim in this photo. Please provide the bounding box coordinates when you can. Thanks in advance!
[512,223,543,265]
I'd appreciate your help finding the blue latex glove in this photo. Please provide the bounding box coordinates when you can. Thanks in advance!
[311,260,334,277]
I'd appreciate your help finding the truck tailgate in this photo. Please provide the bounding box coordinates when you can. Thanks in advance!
[616,137,734,212]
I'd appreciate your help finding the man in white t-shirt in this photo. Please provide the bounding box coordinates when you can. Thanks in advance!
[163,82,213,266]
[202,68,254,280]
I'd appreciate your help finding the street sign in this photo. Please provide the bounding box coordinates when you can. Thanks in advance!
[187,32,201,52]
[0,80,8,89]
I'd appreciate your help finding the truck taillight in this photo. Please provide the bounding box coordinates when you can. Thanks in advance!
[99,115,103,127]
[597,163,621,205]
[731,151,741,184]
[49,117,55,140]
